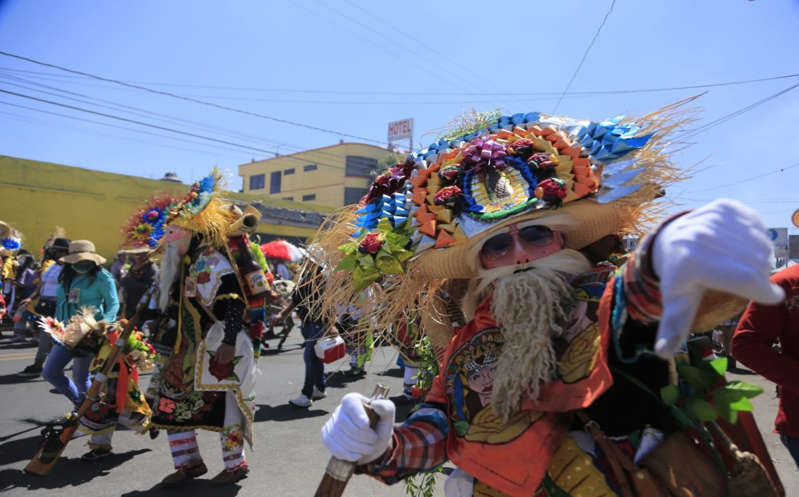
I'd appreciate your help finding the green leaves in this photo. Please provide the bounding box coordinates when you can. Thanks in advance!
[686,398,718,422]
[335,217,416,290]
[671,343,765,426]
[660,384,680,405]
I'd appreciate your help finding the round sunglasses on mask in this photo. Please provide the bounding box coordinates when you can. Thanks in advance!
[480,226,555,260]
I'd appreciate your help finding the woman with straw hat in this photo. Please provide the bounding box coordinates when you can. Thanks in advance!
[42,239,118,416]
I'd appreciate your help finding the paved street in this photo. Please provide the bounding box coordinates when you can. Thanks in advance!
[0,330,796,496]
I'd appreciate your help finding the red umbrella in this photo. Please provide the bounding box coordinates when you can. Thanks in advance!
[260,240,303,262]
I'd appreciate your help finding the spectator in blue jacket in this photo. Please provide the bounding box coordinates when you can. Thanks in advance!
[42,240,119,409]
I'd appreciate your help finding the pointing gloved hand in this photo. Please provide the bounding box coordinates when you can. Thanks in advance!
[321,392,395,464]
[652,198,784,358]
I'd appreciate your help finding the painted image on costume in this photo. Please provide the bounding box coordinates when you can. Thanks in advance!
[445,328,542,444]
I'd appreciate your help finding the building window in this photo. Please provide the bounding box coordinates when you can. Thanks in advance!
[302,193,316,202]
[344,187,368,205]
[282,196,293,201]
[249,173,265,190]
[284,168,295,175]
[345,155,377,177]
[270,171,281,194]
[303,164,317,172]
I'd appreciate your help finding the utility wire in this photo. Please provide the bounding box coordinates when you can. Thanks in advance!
[1,65,795,97]
[338,0,490,91]
[680,159,799,194]
[0,99,259,156]
[0,50,387,145]
[677,80,799,140]
[0,88,357,172]
[0,72,360,164]
[308,0,472,92]
[552,0,616,113]
[0,102,254,159]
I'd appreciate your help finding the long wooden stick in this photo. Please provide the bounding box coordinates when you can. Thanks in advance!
[24,318,137,476]
[314,385,389,497]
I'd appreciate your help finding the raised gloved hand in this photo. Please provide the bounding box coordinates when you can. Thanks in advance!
[445,468,474,497]
[652,198,784,358]
[321,392,395,464]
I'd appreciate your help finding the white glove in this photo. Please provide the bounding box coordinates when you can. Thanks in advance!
[321,392,395,464]
[652,198,784,358]
[445,468,474,497]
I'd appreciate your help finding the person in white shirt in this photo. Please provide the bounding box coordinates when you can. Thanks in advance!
[17,238,70,378]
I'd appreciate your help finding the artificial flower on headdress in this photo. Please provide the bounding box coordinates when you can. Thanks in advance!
[166,169,239,248]
[311,100,690,331]
[122,194,176,250]
[0,220,23,251]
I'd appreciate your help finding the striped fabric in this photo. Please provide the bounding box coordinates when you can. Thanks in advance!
[359,402,449,483]
[167,430,202,470]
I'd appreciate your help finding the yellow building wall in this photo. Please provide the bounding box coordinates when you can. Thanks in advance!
[0,156,329,260]
[239,142,393,208]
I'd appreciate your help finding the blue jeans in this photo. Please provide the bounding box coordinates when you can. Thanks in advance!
[780,434,799,470]
[42,343,92,408]
[301,321,325,398]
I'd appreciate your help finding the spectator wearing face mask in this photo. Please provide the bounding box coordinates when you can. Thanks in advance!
[42,240,119,410]
[11,251,38,342]
[17,237,71,378]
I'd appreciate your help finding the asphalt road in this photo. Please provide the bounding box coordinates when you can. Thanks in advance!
[0,330,796,496]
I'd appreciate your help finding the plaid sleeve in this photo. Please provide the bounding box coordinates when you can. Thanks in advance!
[356,402,449,484]
[620,234,662,325]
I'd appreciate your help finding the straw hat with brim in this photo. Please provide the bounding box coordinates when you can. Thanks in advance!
[60,240,107,265]
[409,199,624,280]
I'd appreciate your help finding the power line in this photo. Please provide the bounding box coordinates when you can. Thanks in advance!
[0,99,259,157]
[0,103,256,160]
[677,81,799,140]
[0,50,387,145]
[0,88,359,173]
[0,72,359,164]
[553,0,616,113]
[337,0,490,91]
[1,65,795,97]
[680,159,799,194]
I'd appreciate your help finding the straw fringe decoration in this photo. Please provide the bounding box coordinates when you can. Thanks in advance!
[308,99,699,345]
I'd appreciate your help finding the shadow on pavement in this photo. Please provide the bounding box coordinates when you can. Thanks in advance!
[119,479,243,497]
[254,403,327,423]
[324,371,368,389]
[0,434,41,466]
[0,373,45,385]
[0,340,37,350]
[0,448,150,491]
[375,367,403,378]
[259,343,302,356]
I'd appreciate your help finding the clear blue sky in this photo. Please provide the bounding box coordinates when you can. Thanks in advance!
[0,0,798,230]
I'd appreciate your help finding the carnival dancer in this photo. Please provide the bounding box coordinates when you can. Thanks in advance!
[148,171,268,487]
[39,309,155,460]
[1,220,24,327]
[313,106,784,497]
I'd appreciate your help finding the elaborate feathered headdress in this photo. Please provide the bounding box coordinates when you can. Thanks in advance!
[165,169,239,248]
[122,194,176,251]
[311,100,694,331]
[0,220,23,252]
